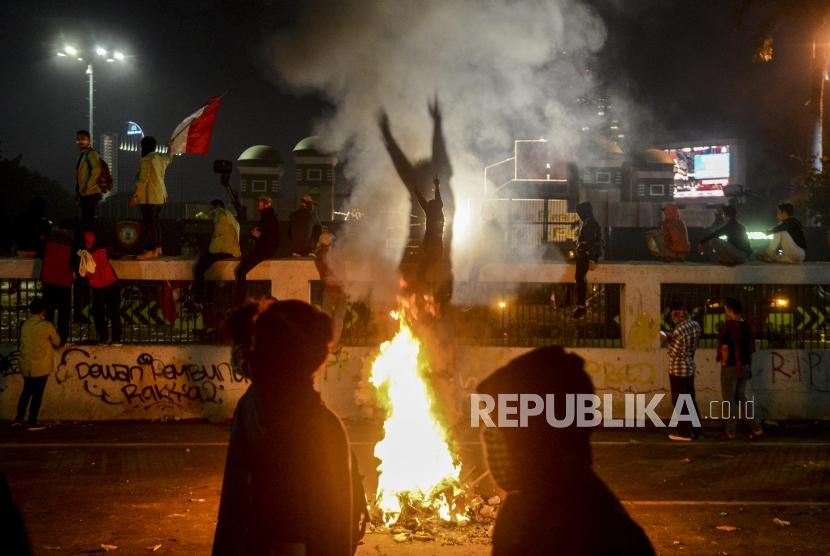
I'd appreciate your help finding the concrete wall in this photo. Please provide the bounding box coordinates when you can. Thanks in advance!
[2,343,828,422]
[2,258,829,422]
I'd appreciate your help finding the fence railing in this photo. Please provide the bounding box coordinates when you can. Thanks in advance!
[661,284,830,350]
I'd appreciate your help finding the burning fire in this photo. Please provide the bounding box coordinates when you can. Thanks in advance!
[369,311,467,526]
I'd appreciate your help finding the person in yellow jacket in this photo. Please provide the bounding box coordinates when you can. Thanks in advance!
[130,136,173,260]
[192,199,241,306]
[75,129,102,233]
[14,298,61,431]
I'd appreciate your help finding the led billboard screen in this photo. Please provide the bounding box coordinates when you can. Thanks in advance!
[666,145,730,198]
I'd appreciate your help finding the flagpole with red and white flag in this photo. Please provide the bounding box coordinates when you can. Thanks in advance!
[169,95,224,155]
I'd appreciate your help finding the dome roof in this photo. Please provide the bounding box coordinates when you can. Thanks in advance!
[237,145,283,166]
[292,135,326,156]
[638,148,674,166]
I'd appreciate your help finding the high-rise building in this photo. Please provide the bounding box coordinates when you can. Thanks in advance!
[99,133,119,193]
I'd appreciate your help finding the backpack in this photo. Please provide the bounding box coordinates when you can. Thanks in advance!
[85,154,113,194]
[97,159,114,193]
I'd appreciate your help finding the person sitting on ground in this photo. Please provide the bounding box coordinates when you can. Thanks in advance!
[212,300,367,555]
[697,205,752,266]
[717,298,764,441]
[192,199,241,307]
[235,195,280,304]
[646,203,690,262]
[78,231,122,345]
[477,346,655,555]
[288,195,321,257]
[14,298,61,431]
[759,202,806,263]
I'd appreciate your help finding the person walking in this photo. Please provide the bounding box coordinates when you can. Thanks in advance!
[14,298,61,431]
[130,137,173,260]
[663,300,702,441]
[760,202,806,263]
[717,298,765,440]
[572,201,602,319]
[79,231,122,345]
[288,195,321,257]
[698,205,752,265]
[74,130,102,233]
[235,195,280,304]
[192,200,241,307]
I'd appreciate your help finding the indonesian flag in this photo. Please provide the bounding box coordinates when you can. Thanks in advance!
[169,95,224,155]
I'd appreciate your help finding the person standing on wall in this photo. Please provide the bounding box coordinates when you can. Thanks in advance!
[288,195,321,257]
[662,300,702,442]
[13,298,61,431]
[572,201,602,319]
[75,130,102,234]
[314,227,348,353]
[130,137,173,260]
[235,195,280,304]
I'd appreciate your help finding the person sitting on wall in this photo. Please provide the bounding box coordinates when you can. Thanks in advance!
[697,204,752,266]
[212,300,367,555]
[645,204,690,262]
[192,199,241,308]
[288,195,321,257]
[477,346,655,555]
[234,195,280,304]
[759,202,806,264]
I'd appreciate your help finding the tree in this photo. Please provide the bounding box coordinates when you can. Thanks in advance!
[737,0,830,169]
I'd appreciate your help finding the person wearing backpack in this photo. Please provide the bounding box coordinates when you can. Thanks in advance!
[75,130,103,233]
[130,136,173,260]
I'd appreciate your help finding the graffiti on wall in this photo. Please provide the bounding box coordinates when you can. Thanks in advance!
[584,358,659,391]
[0,350,21,393]
[54,348,249,410]
[756,350,830,392]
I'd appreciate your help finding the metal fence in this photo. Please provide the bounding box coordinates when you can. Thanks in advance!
[661,284,830,350]
[0,279,271,345]
[311,281,623,348]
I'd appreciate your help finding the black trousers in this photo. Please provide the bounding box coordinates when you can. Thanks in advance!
[92,283,122,343]
[16,375,48,424]
[79,194,101,233]
[235,250,272,303]
[193,252,233,303]
[140,204,163,251]
[669,374,702,438]
[575,252,590,306]
[42,283,71,344]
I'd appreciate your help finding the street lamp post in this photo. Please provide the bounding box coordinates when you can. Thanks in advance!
[56,45,126,147]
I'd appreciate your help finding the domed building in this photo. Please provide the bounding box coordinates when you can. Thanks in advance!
[292,136,337,221]
[237,145,284,219]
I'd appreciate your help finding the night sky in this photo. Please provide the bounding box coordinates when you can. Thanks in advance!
[0,0,816,205]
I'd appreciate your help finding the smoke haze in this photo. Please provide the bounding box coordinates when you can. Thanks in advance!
[266,0,607,300]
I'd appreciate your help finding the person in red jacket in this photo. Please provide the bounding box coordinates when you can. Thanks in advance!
[40,221,75,345]
[80,231,122,345]
[646,204,690,262]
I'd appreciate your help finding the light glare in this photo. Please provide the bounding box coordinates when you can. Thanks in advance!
[64,45,77,55]
[113,51,125,60]
[96,47,107,56]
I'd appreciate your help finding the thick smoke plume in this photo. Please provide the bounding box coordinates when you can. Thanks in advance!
[267,0,606,301]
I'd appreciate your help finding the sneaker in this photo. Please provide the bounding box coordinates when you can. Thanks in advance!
[668,434,692,442]
[9,420,24,428]
[572,306,587,319]
[27,424,46,431]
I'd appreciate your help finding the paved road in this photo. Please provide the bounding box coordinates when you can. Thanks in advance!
[1,422,829,555]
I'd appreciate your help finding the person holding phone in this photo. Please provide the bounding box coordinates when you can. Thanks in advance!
[663,301,702,441]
